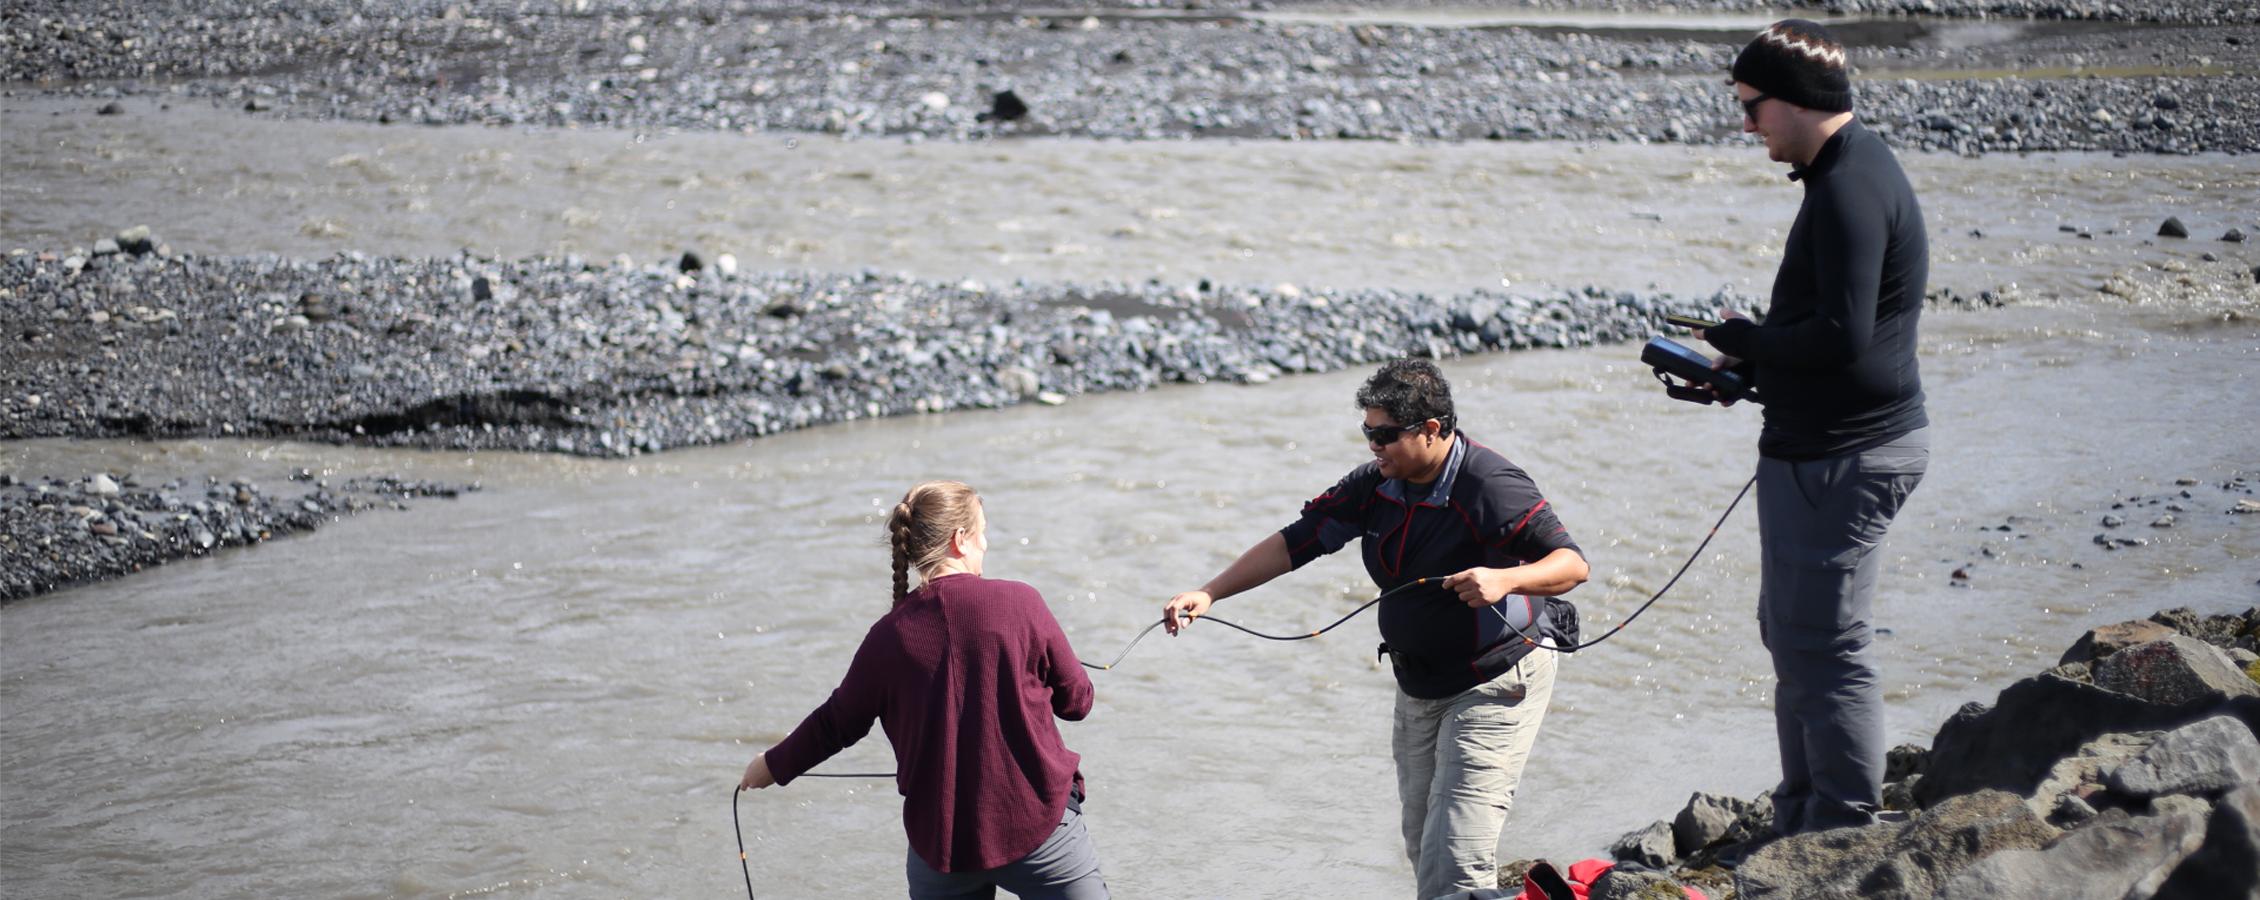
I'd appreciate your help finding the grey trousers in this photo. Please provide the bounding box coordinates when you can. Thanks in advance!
[903,798,1108,900]
[1393,649,1558,900]
[1755,427,1928,835]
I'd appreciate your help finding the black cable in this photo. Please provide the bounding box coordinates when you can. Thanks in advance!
[1489,474,1756,653]
[730,476,1755,894]
[735,771,903,900]
[732,787,754,899]
[1079,576,1443,671]
[1098,474,1752,666]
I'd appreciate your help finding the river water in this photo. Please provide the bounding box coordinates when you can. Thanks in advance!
[4,95,2258,898]
[9,96,2259,298]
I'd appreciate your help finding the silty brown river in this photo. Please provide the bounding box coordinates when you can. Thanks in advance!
[3,96,2257,896]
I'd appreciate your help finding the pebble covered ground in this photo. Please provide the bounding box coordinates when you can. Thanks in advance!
[0,470,474,602]
[7,1,2257,154]
[1,239,1762,455]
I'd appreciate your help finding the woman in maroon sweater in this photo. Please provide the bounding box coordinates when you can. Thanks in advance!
[738,480,1108,899]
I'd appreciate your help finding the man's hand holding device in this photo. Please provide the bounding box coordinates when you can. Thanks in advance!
[1644,309,1757,406]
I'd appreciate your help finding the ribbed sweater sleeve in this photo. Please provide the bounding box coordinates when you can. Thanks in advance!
[1033,595,1094,721]
[763,627,886,786]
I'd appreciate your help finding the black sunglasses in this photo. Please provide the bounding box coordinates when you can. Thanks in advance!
[1362,420,1429,446]
[1740,92,1773,121]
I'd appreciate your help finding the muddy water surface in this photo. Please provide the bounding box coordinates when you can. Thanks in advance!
[8,96,2256,299]
[4,95,2259,897]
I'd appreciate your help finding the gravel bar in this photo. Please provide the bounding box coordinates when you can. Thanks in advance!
[7,2,2256,154]
[0,239,1847,456]
[0,471,476,603]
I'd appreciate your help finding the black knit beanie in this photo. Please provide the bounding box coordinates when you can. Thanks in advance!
[1731,19,1853,114]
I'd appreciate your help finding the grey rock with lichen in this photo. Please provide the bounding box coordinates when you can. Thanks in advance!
[2094,635,2260,707]
[1735,790,2058,900]
[2107,715,2260,800]
[1937,804,2209,900]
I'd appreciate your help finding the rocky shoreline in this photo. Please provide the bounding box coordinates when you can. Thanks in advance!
[0,470,475,603]
[1573,605,2260,900]
[8,2,2258,155]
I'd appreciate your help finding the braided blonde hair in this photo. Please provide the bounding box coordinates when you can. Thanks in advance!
[887,480,980,605]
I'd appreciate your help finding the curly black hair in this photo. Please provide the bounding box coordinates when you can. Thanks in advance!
[1355,359,1456,433]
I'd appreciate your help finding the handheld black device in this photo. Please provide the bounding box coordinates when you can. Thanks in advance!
[1642,336,1758,405]
[1664,313,1722,331]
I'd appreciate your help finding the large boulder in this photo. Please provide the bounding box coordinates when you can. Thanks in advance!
[2094,635,2260,707]
[2061,620,2179,666]
[1609,819,1676,870]
[1735,790,2058,900]
[2108,714,2260,800]
[1916,671,2255,807]
[2154,783,2260,899]
[1937,803,2211,900]
[1732,821,1895,900]
[1672,792,1757,858]
[2147,606,2259,652]
[1678,793,1775,870]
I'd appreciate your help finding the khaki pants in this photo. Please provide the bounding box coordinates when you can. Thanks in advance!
[1392,649,1557,900]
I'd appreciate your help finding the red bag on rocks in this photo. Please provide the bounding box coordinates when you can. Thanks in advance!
[1519,858,1707,900]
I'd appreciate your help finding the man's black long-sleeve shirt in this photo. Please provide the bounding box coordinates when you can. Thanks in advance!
[1705,119,1929,461]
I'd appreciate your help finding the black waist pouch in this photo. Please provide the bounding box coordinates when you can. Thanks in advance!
[1469,596,1581,676]
[1544,596,1581,648]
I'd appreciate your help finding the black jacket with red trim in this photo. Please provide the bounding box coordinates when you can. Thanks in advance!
[1278,433,1581,699]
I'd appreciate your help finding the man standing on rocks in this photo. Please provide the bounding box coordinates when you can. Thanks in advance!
[1696,19,1932,845]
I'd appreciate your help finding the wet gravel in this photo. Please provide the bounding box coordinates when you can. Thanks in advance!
[0,236,1789,456]
[1091,0,2258,21]
[0,470,475,603]
[7,3,2257,155]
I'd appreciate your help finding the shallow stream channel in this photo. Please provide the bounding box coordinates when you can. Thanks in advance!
[4,94,2258,896]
